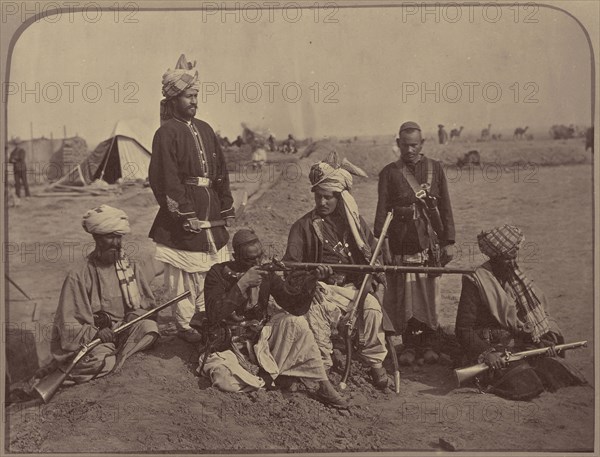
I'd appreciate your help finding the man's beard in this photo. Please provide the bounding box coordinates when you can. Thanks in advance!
[95,248,120,265]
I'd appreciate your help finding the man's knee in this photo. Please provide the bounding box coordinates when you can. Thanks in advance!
[131,319,159,335]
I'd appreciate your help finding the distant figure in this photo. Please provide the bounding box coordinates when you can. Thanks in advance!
[231,135,245,148]
[585,127,594,153]
[251,144,267,170]
[456,150,481,168]
[514,126,529,140]
[282,134,297,153]
[481,124,491,141]
[450,126,463,142]
[267,135,276,152]
[438,124,448,145]
[8,137,31,198]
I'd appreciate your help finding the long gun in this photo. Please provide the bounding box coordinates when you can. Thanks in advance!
[454,340,588,387]
[339,211,394,391]
[33,291,191,403]
[259,262,474,276]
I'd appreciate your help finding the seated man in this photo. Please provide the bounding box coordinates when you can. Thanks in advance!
[455,224,587,399]
[283,150,389,389]
[50,205,160,384]
[200,229,349,408]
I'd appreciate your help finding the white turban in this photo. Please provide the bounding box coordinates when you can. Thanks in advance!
[82,205,131,235]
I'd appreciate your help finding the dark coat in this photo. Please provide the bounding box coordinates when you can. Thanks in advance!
[148,117,235,252]
[374,157,455,255]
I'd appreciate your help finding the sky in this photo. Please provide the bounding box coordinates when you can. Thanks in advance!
[5,2,596,148]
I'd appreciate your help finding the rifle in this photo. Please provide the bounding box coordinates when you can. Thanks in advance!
[258,261,474,276]
[454,340,588,387]
[339,211,394,391]
[33,291,191,403]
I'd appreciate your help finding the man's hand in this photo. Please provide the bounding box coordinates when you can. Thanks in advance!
[483,351,507,370]
[97,327,115,344]
[545,344,558,357]
[225,217,235,227]
[239,266,268,288]
[440,245,454,266]
[312,265,333,280]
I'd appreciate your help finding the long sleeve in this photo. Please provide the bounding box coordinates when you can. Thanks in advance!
[212,136,235,218]
[204,266,248,324]
[283,218,308,263]
[51,272,97,357]
[436,163,455,245]
[149,128,195,219]
[455,275,493,359]
[374,168,390,238]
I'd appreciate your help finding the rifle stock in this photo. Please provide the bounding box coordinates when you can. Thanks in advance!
[33,291,191,403]
[454,340,587,387]
[339,211,394,390]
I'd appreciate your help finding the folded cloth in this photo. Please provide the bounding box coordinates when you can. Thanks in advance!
[198,350,264,393]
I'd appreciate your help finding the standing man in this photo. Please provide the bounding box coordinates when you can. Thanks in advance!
[9,137,31,198]
[437,124,448,145]
[149,54,235,343]
[375,121,455,365]
[283,150,389,389]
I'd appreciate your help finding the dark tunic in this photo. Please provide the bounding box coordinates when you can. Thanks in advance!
[374,157,455,255]
[149,117,235,252]
[282,209,379,287]
[204,262,318,325]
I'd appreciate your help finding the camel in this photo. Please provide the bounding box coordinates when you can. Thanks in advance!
[481,124,491,140]
[450,126,463,141]
[514,126,529,139]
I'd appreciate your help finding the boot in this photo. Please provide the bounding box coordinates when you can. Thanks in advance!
[370,366,389,389]
[314,380,349,409]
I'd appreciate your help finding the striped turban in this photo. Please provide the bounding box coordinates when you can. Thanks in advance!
[477,224,524,259]
[160,54,201,124]
[161,54,200,99]
[82,204,131,235]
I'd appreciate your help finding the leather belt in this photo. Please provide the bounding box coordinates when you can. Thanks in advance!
[185,177,212,187]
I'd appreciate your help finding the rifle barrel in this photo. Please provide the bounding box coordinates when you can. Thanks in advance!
[262,262,474,275]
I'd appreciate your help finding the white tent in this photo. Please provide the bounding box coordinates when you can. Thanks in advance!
[54,119,154,187]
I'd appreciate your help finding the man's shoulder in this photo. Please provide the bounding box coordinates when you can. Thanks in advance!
[192,118,215,132]
[379,162,398,175]
[291,210,315,227]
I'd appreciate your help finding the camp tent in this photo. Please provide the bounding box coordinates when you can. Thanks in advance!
[6,136,88,182]
[54,119,154,187]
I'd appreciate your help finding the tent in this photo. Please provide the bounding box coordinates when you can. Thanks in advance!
[6,136,88,182]
[54,119,154,187]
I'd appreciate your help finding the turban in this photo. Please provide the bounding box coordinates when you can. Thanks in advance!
[232,229,260,252]
[309,149,367,193]
[309,150,372,260]
[82,204,131,235]
[477,224,524,259]
[161,54,200,99]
